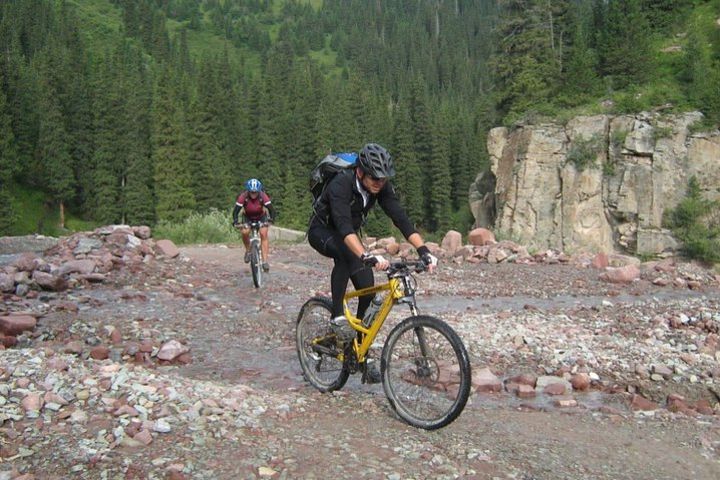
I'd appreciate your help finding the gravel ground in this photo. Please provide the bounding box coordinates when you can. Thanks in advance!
[1,241,720,479]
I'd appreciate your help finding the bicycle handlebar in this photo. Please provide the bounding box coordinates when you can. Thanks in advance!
[387,260,427,275]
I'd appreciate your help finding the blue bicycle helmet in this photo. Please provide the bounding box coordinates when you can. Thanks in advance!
[245,178,263,192]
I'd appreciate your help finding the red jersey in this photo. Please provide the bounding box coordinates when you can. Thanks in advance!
[236,191,272,220]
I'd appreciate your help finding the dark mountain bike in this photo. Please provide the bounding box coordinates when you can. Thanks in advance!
[247,220,264,288]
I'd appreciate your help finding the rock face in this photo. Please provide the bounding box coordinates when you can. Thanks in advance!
[470,112,720,255]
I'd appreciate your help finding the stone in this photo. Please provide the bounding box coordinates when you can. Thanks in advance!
[467,228,496,246]
[90,345,110,360]
[0,273,14,292]
[133,429,153,445]
[440,230,463,256]
[591,252,609,269]
[13,252,40,272]
[21,393,43,413]
[133,226,152,240]
[157,340,189,361]
[57,259,97,276]
[472,367,502,393]
[600,264,640,284]
[543,383,566,396]
[630,394,658,411]
[155,239,180,258]
[32,271,68,291]
[0,315,37,335]
[570,373,591,391]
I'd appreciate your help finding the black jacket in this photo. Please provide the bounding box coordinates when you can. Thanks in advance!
[310,170,417,239]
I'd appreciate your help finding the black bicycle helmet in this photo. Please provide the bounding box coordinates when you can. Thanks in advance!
[358,143,395,178]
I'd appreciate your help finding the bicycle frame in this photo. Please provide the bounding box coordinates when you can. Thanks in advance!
[341,273,418,364]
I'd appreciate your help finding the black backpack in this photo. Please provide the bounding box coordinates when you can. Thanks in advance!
[309,152,358,201]
[308,152,358,224]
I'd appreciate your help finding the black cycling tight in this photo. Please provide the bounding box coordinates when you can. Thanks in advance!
[308,225,373,319]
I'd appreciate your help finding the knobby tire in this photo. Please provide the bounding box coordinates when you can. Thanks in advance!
[250,240,262,288]
[296,296,349,392]
[381,315,471,430]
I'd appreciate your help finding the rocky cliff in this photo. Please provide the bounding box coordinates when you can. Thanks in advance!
[470,112,720,255]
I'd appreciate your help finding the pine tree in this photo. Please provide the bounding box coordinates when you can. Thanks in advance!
[0,78,18,234]
[562,3,600,102]
[186,93,229,212]
[489,0,570,117]
[597,0,651,88]
[37,82,75,229]
[683,28,720,124]
[122,45,155,226]
[152,67,195,223]
[391,101,423,224]
[91,55,123,225]
[408,77,433,227]
[428,109,452,233]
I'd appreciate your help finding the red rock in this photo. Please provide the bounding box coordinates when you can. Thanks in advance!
[554,397,578,408]
[440,230,463,256]
[600,265,640,284]
[509,383,535,398]
[472,367,502,393]
[543,383,566,396]
[157,340,189,361]
[32,271,68,291]
[133,429,153,445]
[90,345,110,360]
[13,252,40,272]
[468,228,496,246]
[570,373,591,391]
[57,259,97,276]
[110,328,122,344]
[0,334,17,348]
[155,239,180,258]
[0,315,37,335]
[695,400,715,416]
[21,393,43,413]
[507,373,537,387]
[175,352,192,364]
[591,252,609,269]
[630,394,658,411]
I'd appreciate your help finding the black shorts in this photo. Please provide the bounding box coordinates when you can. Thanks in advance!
[308,224,365,275]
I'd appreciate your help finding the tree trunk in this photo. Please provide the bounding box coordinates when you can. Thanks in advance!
[59,201,65,229]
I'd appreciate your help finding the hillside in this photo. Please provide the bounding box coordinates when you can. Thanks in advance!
[1,0,719,238]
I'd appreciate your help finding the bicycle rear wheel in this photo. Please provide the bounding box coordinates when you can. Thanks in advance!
[250,241,262,288]
[296,297,349,392]
[381,315,471,430]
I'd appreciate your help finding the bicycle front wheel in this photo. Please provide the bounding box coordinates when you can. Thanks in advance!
[296,296,349,392]
[250,241,262,288]
[381,315,471,430]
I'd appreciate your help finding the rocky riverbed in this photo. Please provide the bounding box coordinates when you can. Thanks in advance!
[1,227,719,479]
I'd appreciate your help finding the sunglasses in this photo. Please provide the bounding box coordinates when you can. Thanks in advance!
[367,174,387,183]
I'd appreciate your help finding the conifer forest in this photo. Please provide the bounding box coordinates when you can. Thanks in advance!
[1,0,718,236]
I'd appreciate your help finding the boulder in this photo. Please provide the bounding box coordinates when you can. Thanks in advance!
[32,271,68,291]
[440,231,462,255]
[468,228,496,246]
[155,239,180,258]
[0,314,37,335]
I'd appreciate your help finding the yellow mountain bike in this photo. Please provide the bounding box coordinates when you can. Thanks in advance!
[296,260,471,430]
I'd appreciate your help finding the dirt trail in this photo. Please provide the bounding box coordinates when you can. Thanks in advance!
[171,244,720,479]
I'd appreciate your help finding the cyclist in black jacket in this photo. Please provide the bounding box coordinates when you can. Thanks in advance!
[308,143,438,358]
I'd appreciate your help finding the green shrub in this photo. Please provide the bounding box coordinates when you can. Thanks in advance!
[610,129,628,149]
[154,209,239,245]
[664,177,720,264]
[566,134,603,171]
[652,125,674,142]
